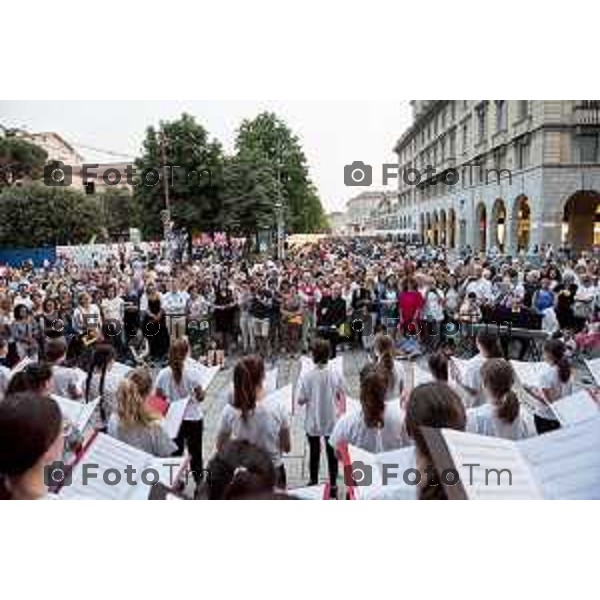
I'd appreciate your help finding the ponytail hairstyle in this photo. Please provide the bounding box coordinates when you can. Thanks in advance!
[206,440,276,500]
[405,382,466,500]
[476,330,503,358]
[428,351,449,382]
[359,364,387,429]
[85,344,115,425]
[233,355,265,422]
[311,337,330,366]
[127,367,153,399]
[169,338,190,386]
[116,379,156,428]
[481,359,519,423]
[0,393,62,500]
[544,339,571,384]
[374,333,395,394]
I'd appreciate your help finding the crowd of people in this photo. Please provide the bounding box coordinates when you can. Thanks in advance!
[0,235,599,500]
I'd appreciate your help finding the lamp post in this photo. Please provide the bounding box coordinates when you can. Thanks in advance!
[159,128,171,261]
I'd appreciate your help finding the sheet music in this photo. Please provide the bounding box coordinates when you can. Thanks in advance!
[263,384,294,415]
[552,390,600,426]
[162,397,190,438]
[192,362,220,391]
[10,357,33,377]
[585,358,600,386]
[519,419,600,499]
[441,429,542,499]
[289,484,327,500]
[58,433,154,500]
[510,360,545,388]
[52,395,100,432]
[149,456,190,488]
[413,364,433,387]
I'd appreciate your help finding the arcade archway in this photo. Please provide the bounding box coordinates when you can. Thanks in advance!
[562,190,600,252]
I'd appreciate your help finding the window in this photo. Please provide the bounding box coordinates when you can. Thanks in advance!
[517,100,529,120]
[516,136,530,169]
[476,102,487,143]
[462,122,468,153]
[441,136,446,162]
[577,133,600,163]
[495,100,507,132]
[449,130,456,158]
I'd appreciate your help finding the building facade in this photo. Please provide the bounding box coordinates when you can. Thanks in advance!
[393,100,600,253]
[346,190,396,233]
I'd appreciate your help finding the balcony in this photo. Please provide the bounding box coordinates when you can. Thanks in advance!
[575,102,600,127]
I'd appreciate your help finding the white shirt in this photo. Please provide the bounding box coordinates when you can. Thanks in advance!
[217,401,289,467]
[74,304,102,331]
[296,366,344,436]
[466,403,537,440]
[101,296,124,322]
[0,365,10,401]
[466,278,493,302]
[461,354,486,408]
[536,363,574,419]
[155,365,205,421]
[423,289,445,321]
[330,403,408,453]
[162,291,190,315]
[51,365,84,399]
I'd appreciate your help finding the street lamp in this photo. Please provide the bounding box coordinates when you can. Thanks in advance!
[274,199,284,261]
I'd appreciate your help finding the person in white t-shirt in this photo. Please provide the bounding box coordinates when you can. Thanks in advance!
[330,365,407,454]
[45,338,83,400]
[161,278,190,340]
[467,359,537,440]
[404,382,467,500]
[0,393,64,500]
[296,338,344,496]
[216,355,291,488]
[155,338,206,484]
[451,330,503,408]
[523,339,573,434]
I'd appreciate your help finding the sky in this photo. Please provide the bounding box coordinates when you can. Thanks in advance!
[0,100,412,213]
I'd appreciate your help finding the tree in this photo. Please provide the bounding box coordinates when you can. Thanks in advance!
[234,112,327,233]
[221,149,281,239]
[133,113,224,239]
[96,187,140,240]
[0,136,48,188]
[0,182,102,247]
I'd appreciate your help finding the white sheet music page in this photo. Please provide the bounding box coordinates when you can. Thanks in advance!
[163,397,191,438]
[519,419,600,499]
[441,429,542,499]
[58,433,154,500]
[552,390,600,426]
[510,360,545,388]
[585,358,600,386]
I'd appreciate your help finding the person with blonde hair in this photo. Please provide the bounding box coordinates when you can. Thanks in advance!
[107,376,176,457]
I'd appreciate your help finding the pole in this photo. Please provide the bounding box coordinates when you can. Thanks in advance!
[160,129,171,260]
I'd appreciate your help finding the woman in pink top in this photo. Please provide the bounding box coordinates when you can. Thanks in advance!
[398,277,424,336]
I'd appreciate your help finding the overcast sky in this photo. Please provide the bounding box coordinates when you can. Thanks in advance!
[0,100,412,213]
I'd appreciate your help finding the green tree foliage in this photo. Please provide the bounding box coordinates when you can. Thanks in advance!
[0,182,102,246]
[221,149,281,236]
[133,113,223,239]
[96,187,139,240]
[0,136,48,188]
[233,112,327,233]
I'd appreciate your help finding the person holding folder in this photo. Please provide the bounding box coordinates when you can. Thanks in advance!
[216,355,291,488]
[524,339,574,434]
[330,365,407,454]
[155,338,206,484]
[107,378,176,457]
[296,338,344,496]
[467,359,537,440]
[405,382,466,500]
[0,393,64,500]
